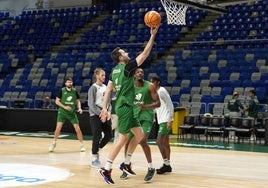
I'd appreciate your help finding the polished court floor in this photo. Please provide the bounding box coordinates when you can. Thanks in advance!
[1,133,268,188]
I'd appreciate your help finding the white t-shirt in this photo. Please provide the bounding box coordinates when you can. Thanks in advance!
[155,87,174,124]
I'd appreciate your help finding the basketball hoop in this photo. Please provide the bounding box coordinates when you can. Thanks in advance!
[160,0,188,25]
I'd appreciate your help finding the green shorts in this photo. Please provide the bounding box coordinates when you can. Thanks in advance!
[158,122,171,135]
[57,111,79,124]
[129,120,153,139]
[116,104,141,134]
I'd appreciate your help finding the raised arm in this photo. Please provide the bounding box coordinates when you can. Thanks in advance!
[135,26,159,66]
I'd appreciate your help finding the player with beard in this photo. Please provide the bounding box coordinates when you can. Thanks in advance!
[49,76,86,152]
[98,26,159,184]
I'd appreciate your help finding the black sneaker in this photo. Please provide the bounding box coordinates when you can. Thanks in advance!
[144,168,155,181]
[120,171,128,180]
[99,168,114,184]
[156,164,172,174]
[119,162,136,176]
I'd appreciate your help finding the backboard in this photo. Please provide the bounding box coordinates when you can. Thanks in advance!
[173,0,228,13]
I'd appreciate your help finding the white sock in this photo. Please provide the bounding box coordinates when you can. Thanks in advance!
[124,153,132,165]
[104,159,113,171]
[164,159,170,166]
[148,163,153,169]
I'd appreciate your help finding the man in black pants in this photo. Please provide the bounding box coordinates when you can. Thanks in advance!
[88,68,112,168]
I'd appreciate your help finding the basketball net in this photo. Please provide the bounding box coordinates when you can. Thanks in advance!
[160,0,188,25]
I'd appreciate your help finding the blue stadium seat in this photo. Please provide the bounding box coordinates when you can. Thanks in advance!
[242,80,253,87]
[211,95,224,103]
[255,87,266,103]
[221,87,233,96]
[201,95,212,104]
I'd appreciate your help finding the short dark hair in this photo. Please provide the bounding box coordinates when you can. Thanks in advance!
[249,89,255,95]
[111,47,121,63]
[135,67,143,73]
[65,76,73,82]
[150,75,161,84]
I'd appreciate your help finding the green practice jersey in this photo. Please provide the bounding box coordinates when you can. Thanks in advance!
[58,87,79,114]
[228,98,244,112]
[111,63,135,111]
[134,81,154,121]
[248,97,259,118]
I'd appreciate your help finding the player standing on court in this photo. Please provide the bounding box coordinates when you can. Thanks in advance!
[49,76,86,152]
[98,26,159,184]
[150,75,174,174]
[88,68,112,168]
[120,68,160,181]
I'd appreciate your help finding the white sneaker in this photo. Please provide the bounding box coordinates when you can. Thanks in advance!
[49,142,56,152]
[80,145,86,152]
[91,159,101,168]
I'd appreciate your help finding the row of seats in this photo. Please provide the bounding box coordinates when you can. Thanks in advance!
[191,0,267,50]
[0,1,206,106]
[0,1,267,114]
[181,101,267,117]
[179,115,266,144]
[74,2,205,54]
[227,0,267,13]
[21,6,106,16]
[148,48,268,85]
[0,6,103,55]
[168,85,266,101]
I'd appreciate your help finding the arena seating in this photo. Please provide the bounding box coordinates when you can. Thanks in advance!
[0,0,267,118]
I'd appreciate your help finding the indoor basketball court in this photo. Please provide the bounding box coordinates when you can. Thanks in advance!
[1,0,267,187]
[1,135,268,187]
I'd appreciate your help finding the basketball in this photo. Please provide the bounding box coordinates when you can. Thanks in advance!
[144,10,161,28]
